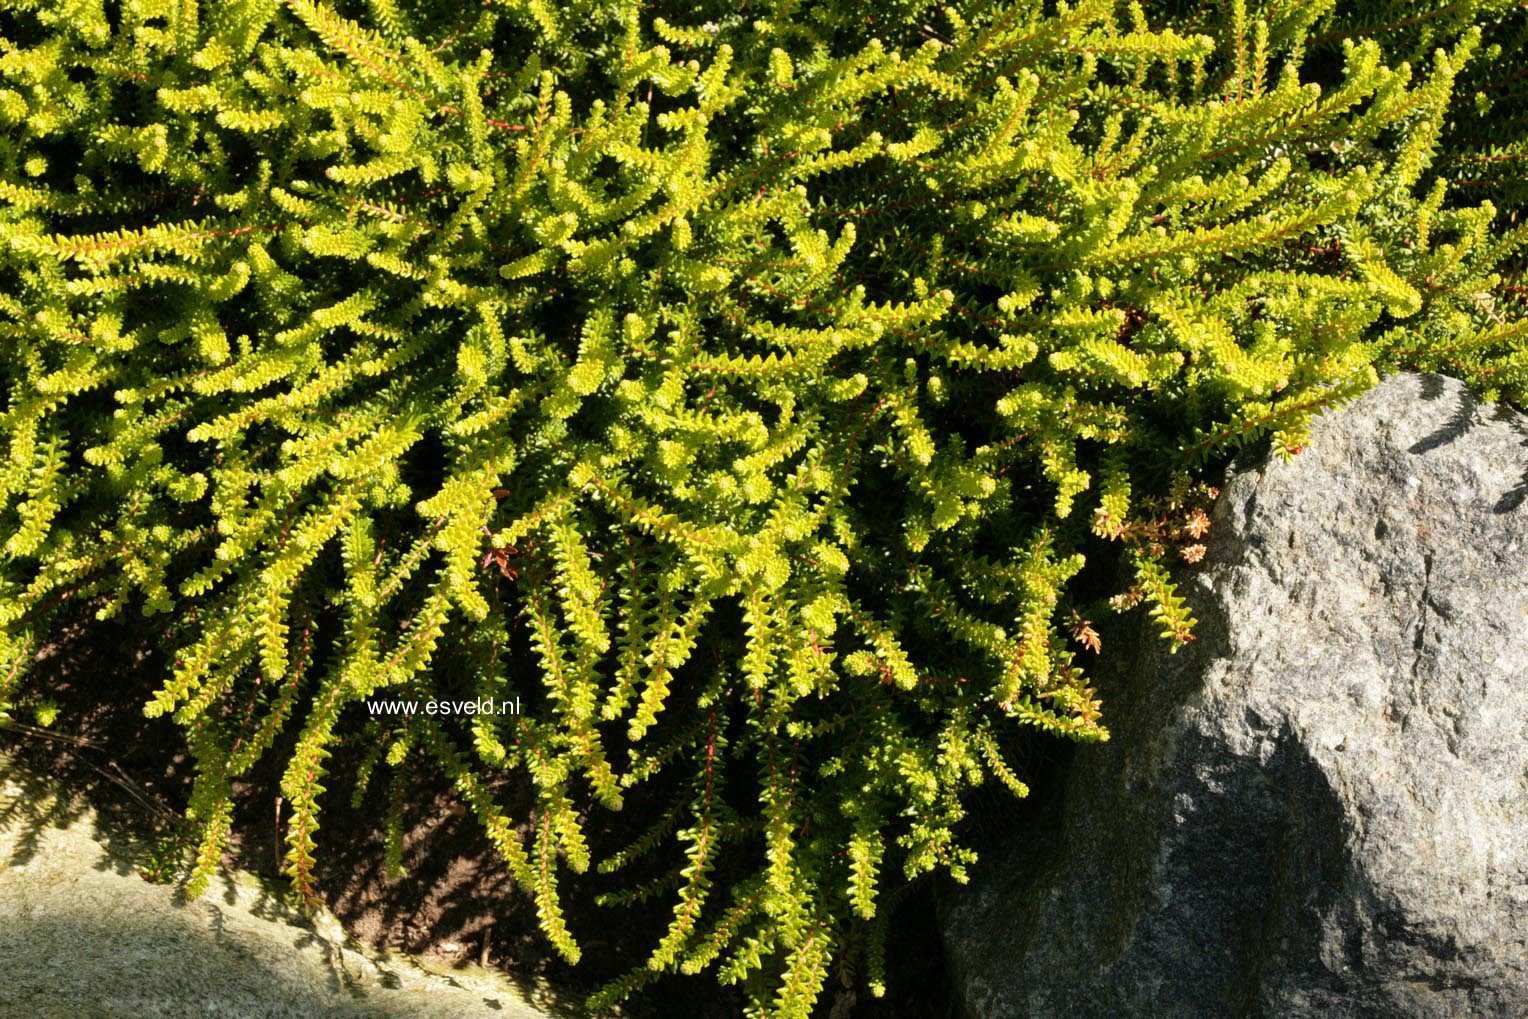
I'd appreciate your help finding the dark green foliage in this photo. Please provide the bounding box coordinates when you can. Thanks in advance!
[1,0,1523,1014]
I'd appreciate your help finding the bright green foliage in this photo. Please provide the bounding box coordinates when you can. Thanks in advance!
[1168,0,1528,401]
[1,0,1524,1014]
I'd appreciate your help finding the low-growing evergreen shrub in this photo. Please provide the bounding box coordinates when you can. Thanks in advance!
[1,0,1523,1013]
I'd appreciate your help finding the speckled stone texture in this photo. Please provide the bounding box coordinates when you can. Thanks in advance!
[0,751,578,1019]
[942,373,1528,1019]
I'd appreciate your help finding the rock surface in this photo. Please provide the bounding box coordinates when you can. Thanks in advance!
[942,373,1528,1019]
[0,750,582,1019]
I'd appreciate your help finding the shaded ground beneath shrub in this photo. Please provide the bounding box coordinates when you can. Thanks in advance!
[0,747,571,1019]
[1,603,1017,1018]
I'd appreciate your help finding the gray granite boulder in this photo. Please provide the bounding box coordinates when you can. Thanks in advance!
[942,373,1528,1018]
[0,749,582,1019]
